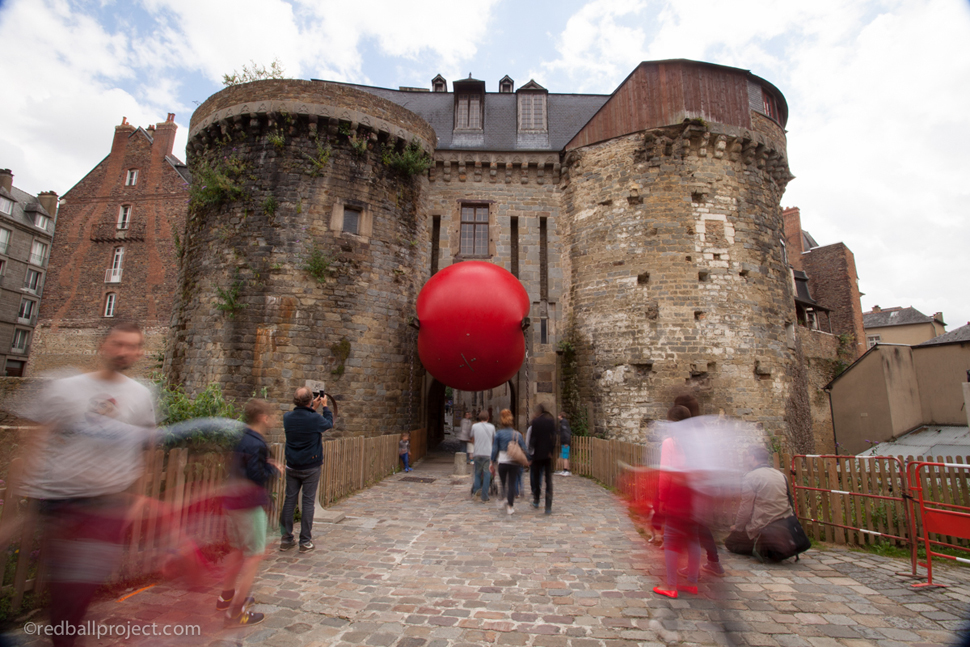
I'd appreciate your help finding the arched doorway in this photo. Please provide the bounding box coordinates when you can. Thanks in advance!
[426,379,447,448]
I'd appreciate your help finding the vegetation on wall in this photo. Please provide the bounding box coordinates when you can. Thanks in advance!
[832,333,856,378]
[262,196,278,217]
[330,337,352,377]
[558,338,590,437]
[222,59,285,87]
[189,154,249,211]
[215,272,246,318]
[301,244,332,283]
[302,139,332,176]
[382,140,432,177]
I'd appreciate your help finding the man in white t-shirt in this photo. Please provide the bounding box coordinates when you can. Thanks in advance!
[20,322,157,647]
[469,410,495,503]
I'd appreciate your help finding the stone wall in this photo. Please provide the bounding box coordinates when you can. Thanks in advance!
[427,159,562,428]
[801,243,866,361]
[167,83,431,441]
[797,328,840,454]
[560,119,798,445]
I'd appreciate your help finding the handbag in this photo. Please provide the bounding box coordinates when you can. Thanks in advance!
[506,431,530,467]
[753,478,811,562]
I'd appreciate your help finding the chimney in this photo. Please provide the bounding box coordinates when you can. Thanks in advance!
[112,117,136,157]
[0,169,12,192]
[871,305,881,313]
[37,191,58,217]
[933,311,944,323]
[152,114,178,157]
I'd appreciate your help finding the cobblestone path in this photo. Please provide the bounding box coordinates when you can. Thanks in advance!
[8,449,969,646]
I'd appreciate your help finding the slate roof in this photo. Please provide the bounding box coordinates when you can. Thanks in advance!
[917,323,970,347]
[1,185,53,232]
[863,306,941,329]
[349,84,609,152]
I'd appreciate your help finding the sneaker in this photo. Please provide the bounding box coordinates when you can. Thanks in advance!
[545,507,552,515]
[562,470,571,476]
[531,499,540,508]
[554,471,565,476]
[217,595,253,612]
[299,542,315,553]
[506,504,515,515]
[225,610,265,627]
[652,586,677,599]
[279,540,296,551]
[701,561,725,577]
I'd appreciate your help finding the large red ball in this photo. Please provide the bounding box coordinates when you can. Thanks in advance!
[417,261,530,391]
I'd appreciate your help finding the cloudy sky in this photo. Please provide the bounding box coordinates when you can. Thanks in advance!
[1,0,968,330]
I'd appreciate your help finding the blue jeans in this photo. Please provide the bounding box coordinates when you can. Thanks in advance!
[280,465,321,545]
[471,456,491,501]
[663,519,700,588]
[400,453,410,470]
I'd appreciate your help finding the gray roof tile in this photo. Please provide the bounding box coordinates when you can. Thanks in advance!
[864,306,936,329]
[917,323,970,347]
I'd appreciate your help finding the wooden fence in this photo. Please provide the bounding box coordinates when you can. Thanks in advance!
[573,437,970,556]
[0,432,404,614]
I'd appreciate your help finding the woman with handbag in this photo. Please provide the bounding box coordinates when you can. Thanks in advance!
[491,409,528,515]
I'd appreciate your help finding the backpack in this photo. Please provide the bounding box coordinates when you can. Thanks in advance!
[753,480,811,562]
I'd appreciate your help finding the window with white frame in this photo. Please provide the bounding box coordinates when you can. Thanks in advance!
[0,228,10,255]
[29,240,47,266]
[106,246,124,282]
[18,298,35,322]
[0,197,12,215]
[118,205,131,230]
[459,204,489,256]
[24,268,42,292]
[867,334,881,349]
[104,293,116,317]
[11,329,29,353]
[125,169,138,186]
[35,213,50,230]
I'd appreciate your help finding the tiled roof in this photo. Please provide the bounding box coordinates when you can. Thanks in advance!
[352,85,609,152]
[863,307,936,329]
[917,323,970,347]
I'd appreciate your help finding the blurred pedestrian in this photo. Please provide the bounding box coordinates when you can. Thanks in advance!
[470,410,495,502]
[399,432,412,472]
[218,399,280,627]
[528,403,557,514]
[280,388,333,553]
[491,409,525,515]
[653,405,700,598]
[18,322,157,646]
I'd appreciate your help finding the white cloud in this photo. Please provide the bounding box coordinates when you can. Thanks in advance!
[538,0,970,329]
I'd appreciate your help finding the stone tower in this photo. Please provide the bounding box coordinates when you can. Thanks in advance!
[166,80,436,439]
[559,61,800,444]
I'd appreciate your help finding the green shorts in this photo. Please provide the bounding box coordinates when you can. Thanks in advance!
[227,507,268,557]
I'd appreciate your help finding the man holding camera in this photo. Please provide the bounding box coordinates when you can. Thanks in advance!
[280,387,333,552]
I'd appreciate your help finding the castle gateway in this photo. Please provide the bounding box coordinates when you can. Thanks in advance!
[168,59,802,448]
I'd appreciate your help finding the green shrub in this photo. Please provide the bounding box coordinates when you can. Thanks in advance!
[189,155,248,211]
[382,140,432,177]
[301,244,332,283]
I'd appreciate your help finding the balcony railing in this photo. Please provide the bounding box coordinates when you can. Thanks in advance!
[105,268,123,283]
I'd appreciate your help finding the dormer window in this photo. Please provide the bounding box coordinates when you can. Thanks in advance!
[35,213,50,230]
[453,77,486,131]
[125,169,138,186]
[517,80,548,132]
[432,74,447,93]
[0,197,12,215]
[499,75,514,93]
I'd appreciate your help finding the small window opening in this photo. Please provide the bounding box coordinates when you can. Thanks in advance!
[343,208,360,235]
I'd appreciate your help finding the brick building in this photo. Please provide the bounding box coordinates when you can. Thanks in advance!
[0,170,56,376]
[167,59,842,452]
[28,115,189,376]
[782,207,866,359]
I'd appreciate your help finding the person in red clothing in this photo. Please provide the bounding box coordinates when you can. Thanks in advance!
[653,405,701,598]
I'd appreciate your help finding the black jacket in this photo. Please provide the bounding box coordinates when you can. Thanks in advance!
[529,413,557,461]
[283,406,334,469]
